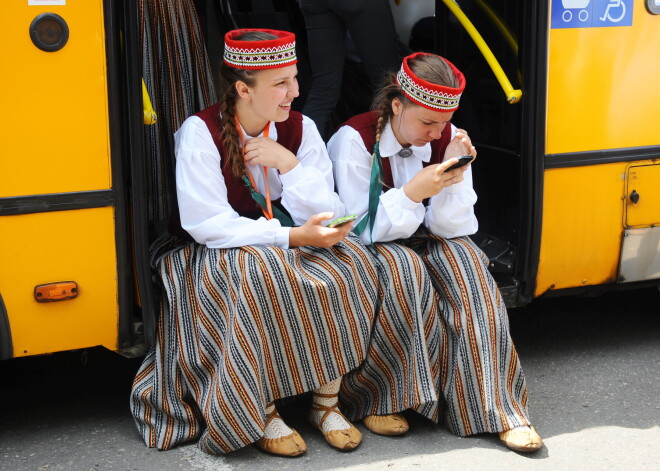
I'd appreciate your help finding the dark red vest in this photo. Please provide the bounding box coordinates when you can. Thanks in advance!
[195,103,303,220]
[343,111,452,189]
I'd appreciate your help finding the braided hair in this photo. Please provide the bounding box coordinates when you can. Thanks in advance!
[218,31,278,179]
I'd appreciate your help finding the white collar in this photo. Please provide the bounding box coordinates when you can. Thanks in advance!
[378,119,432,162]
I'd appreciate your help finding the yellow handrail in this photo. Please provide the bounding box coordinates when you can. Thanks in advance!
[439,0,522,104]
[142,78,157,125]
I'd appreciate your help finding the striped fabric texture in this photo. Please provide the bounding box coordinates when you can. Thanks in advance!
[341,243,441,419]
[420,235,530,435]
[131,237,379,454]
[342,233,530,436]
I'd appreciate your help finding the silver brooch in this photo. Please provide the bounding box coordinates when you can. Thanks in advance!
[398,148,413,158]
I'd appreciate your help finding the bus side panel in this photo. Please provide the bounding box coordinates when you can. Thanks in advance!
[535,163,628,296]
[0,208,118,357]
[0,0,111,197]
[546,2,659,154]
[626,163,660,228]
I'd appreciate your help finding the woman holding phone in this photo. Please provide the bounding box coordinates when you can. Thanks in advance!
[327,52,543,452]
[131,29,379,457]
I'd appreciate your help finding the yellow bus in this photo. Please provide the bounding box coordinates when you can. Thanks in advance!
[0,0,160,360]
[0,0,658,361]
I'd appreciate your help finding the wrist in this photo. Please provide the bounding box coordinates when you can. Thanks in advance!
[403,183,423,203]
[278,153,298,174]
[288,226,305,247]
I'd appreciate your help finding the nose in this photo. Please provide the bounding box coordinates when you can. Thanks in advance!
[429,123,443,140]
[289,78,300,98]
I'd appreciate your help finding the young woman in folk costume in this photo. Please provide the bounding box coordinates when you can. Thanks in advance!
[327,52,543,452]
[130,29,380,457]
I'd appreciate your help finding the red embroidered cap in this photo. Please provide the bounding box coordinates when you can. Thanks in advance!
[396,52,466,112]
[224,28,297,70]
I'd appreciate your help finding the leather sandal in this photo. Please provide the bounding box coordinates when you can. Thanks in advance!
[498,425,543,452]
[310,392,362,451]
[255,406,307,457]
[363,413,409,436]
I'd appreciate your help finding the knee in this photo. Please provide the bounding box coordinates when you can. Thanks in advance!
[379,243,433,289]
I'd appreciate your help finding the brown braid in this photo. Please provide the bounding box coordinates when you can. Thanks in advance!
[371,73,402,150]
[218,31,278,179]
[369,74,401,188]
[219,84,244,178]
[374,101,393,145]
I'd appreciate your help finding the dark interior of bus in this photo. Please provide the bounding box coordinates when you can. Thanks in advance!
[107,0,547,348]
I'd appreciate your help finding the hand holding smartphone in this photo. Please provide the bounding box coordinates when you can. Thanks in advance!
[326,214,358,228]
[445,155,474,171]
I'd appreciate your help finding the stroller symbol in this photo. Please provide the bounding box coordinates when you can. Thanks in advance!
[562,0,590,22]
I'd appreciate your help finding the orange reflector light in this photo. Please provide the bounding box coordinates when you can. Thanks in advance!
[34,282,78,303]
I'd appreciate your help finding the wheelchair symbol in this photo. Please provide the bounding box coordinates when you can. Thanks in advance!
[600,0,626,22]
[561,0,590,22]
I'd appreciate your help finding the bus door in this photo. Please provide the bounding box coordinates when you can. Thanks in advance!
[434,0,544,306]
[435,0,660,306]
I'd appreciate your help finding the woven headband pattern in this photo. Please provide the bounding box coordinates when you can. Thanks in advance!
[396,53,465,112]
[224,29,297,69]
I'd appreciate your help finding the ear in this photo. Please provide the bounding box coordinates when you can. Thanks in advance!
[391,98,403,116]
[235,80,252,100]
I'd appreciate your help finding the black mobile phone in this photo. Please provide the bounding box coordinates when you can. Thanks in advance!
[446,155,474,171]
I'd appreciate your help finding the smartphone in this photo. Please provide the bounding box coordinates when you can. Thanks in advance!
[445,155,474,171]
[326,214,358,228]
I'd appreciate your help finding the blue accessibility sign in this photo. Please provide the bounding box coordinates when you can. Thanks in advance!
[551,0,634,28]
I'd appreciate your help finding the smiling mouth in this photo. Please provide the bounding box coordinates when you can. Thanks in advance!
[279,102,292,108]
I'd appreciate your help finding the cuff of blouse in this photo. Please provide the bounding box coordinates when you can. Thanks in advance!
[276,226,292,249]
[391,187,424,209]
[278,161,303,183]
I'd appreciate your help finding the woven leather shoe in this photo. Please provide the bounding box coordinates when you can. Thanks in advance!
[310,393,362,451]
[499,426,542,452]
[255,407,307,457]
[363,414,409,436]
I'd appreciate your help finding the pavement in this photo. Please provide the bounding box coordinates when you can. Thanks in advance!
[1,287,658,471]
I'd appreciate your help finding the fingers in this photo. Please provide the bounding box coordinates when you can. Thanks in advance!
[448,171,464,185]
[243,136,267,149]
[454,130,477,157]
[336,222,353,237]
[308,212,334,226]
[437,158,459,173]
[324,224,351,245]
[244,151,258,166]
[433,163,464,188]
[243,137,269,164]
[245,136,282,154]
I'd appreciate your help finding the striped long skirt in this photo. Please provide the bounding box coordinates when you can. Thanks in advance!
[130,237,378,454]
[341,234,531,436]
